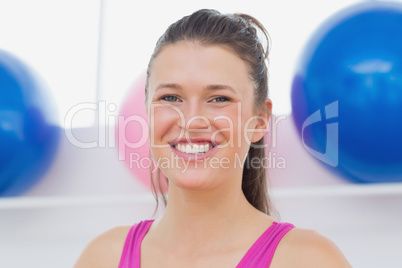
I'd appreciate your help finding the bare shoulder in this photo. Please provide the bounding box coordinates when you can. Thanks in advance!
[74,225,132,268]
[271,227,352,268]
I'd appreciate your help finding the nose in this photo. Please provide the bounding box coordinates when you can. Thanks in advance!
[181,102,210,131]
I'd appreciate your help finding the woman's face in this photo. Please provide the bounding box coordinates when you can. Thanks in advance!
[147,41,270,192]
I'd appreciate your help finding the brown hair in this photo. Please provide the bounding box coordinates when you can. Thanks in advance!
[146,9,273,215]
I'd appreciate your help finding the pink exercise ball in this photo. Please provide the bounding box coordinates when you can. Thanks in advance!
[117,74,156,190]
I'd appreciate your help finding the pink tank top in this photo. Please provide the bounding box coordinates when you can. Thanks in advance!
[118,220,294,268]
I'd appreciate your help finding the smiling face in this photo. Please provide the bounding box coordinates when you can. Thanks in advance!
[147,41,269,192]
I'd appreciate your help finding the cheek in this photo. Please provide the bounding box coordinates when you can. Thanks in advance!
[208,106,237,142]
[148,105,180,144]
[210,104,254,147]
[240,102,259,143]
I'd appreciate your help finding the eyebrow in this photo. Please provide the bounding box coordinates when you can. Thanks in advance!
[155,83,238,93]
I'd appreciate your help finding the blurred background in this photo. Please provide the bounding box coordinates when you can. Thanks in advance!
[1,0,402,267]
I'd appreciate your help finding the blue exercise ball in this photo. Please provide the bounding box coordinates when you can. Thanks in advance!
[291,2,402,183]
[0,50,60,195]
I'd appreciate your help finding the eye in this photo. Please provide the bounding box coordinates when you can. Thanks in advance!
[211,96,231,102]
[160,95,180,102]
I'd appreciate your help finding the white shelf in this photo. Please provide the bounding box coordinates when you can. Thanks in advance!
[271,182,402,198]
[1,182,402,210]
[0,194,155,210]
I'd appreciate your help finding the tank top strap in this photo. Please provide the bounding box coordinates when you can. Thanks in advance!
[237,222,295,268]
[118,219,154,268]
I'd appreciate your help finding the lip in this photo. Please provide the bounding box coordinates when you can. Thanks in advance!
[168,137,219,161]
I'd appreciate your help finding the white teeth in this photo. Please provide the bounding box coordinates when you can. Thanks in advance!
[193,144,199,153]
[175,142,212,154]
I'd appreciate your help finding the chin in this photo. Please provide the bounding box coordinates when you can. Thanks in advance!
[163,169,220,192]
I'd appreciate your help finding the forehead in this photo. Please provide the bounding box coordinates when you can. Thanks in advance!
[148,41,253,94]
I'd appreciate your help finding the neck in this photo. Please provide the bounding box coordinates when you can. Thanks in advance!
[154,177,264,250]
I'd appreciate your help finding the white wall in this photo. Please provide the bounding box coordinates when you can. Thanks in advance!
[1,0,402,267]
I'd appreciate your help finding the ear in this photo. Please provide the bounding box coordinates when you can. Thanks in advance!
[250,98,272,143]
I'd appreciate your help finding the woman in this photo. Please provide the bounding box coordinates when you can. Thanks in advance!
[75,9,351,267]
